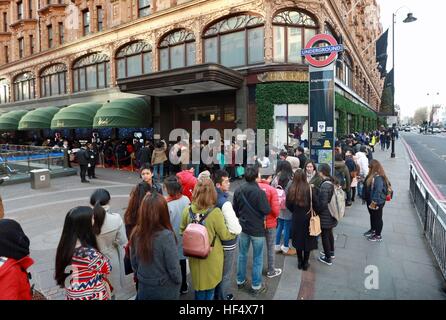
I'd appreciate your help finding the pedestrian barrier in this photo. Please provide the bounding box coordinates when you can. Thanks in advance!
[409,163,446,280]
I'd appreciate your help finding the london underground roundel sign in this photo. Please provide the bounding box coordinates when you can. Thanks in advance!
[301,34,344,68]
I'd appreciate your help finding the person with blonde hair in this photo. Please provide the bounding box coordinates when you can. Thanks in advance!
[363,159,390,242]
[180,179,235,300]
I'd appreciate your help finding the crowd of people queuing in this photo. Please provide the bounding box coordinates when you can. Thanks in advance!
[0,128,398,300]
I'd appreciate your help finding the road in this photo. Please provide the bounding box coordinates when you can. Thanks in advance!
[401,131,446,199]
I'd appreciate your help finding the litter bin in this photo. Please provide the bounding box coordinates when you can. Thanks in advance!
[30,169,50,189]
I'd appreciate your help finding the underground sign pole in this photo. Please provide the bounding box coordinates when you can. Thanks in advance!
[301,34,343,176]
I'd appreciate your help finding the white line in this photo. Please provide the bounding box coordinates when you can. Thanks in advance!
[3,183,135,202]
[7,194,131,214]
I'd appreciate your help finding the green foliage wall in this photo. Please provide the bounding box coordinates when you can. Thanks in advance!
[255,83,378,136]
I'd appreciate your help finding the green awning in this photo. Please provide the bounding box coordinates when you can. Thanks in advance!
[51,102,103,129]
[18,106,61,130]
[93,98,151,128]
[0,110,29,130]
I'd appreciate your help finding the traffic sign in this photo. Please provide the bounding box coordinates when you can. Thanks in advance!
[301,34,344,68]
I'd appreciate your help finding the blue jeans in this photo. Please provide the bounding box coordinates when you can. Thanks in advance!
[214,249,236,300]
[195,288,215,300]
[276,218,291,248]
[237,232,264,289]
[153,163,164,182]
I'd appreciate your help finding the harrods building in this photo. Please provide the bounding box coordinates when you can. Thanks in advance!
[0,0,384,145]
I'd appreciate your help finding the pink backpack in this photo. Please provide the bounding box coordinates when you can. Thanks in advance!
[276,185,287,210]
[183,207,215,259]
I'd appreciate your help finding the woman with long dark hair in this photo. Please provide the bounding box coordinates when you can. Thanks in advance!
[124,181,152,238]
[90,188,128,298]
[317,164,337,266]
[130,192,181,300]
[55,206,112,300]
[304,160,322,188]
[363,159,390,242]
[286,169,319,271]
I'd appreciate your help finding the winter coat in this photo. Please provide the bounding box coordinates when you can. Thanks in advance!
[258,180,280,228]
[308,172,323,189]
[216,189,241,251]
[355,152,369,177]
[180,205,235,291]
[138,146,152,165]
[233,182,271,237]
[167,195,191,260]
[151,142,167,165]
[131,229,181,300]
[297,154,307,169]
[318,179,338,229]
[287,187,319,252]
[364,175,387,206]
[0,256,33,300]
[96,209,128,295]
[334,160,351,190]
[176,170,197,201]
[76,148,90,166]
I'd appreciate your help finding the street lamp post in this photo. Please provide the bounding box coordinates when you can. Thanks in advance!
[391,9,417,158]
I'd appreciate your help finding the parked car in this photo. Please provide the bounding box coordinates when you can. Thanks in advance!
[404,127,411,132]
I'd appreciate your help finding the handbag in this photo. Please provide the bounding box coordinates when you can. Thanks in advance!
[308,186,321,237]
[31,284,47,300]
[123,242,133,275]
[235,166,245,178]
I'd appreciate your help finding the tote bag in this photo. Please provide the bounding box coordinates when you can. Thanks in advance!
[308,186,321,236]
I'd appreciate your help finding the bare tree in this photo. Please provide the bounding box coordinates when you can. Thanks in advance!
[413,107,428,125]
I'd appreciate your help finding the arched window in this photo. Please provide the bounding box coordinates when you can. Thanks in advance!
[203,14,265,68]
[159,29,195,71]
[273,9,318,64]
[13,72,35,101]
[343,52,353,89]
[40,64,67,97]
[116,41,152,79]
[72,53,110,92]
[0,79,9,104]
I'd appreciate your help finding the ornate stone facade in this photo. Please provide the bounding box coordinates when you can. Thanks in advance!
[0,0,383,110]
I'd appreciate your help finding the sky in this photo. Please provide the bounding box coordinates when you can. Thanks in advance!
[376,0,445,118]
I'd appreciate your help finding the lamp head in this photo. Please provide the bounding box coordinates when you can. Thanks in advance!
[403,13,417,23]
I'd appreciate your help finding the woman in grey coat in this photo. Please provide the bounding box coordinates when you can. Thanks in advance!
[130,191,181,300]
[317,164,338,266]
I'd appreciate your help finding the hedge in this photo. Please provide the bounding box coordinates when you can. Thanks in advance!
[255,82,378,137]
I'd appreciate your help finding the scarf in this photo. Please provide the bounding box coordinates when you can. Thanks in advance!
[0,219,30,260]
[306,171,316,182]
[166,194,183,203]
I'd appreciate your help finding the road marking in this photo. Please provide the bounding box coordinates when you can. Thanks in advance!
[6,194,131,214]
[3,183,135,202]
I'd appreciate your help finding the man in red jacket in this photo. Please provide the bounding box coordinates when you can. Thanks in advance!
[257,174,282,278]
[176,166,197,201]
[0,219,34,300]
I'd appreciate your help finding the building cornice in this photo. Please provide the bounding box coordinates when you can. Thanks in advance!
[327,0,381,99]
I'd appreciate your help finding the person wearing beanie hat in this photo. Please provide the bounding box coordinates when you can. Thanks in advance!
[198,170,211,182]
[0,219,34,300]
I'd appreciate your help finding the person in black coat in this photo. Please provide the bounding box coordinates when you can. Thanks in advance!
[87,143,98,179]
[76,144,90,183]
[286,169,319,271]
[317,163,337,266]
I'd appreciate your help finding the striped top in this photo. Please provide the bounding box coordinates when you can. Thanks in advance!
[66,246,112,300]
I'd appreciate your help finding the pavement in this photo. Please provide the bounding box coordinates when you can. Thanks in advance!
[2,140,446,300]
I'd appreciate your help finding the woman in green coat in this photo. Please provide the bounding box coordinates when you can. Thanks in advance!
[180,179,235,300]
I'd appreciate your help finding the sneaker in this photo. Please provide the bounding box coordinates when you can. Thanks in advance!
[346,202,353,207]
[363,229,375,237]
[226,294,234,300]
[368,235,383,242]
[237,280,247,290]
[180,282,189,294]
[274,245,282,253]
[283,248,297,256]
[266,268,282,278]
[318,256,333,266]
[250,284,267,296]
[319,251,335,259]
